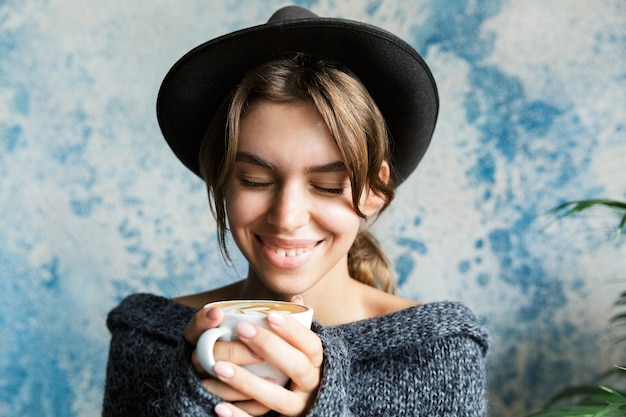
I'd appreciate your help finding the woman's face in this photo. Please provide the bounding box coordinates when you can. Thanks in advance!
[225,100,380,297]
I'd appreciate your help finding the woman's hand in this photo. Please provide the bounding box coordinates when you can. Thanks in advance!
[212,307,324,417]
[184,306,267,409]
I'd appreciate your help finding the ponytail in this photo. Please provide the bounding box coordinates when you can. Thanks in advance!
[348,229,396,294]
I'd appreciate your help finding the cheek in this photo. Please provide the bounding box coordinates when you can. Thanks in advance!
[225,189,259,228]
[313,199,361,233]
[225,186,279,232]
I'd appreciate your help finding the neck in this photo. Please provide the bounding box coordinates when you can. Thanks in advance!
[236,266,369,326]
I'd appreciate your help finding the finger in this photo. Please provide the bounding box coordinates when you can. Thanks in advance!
[215,402,241,417]
[201,378,249,402]
[290,295,304,305]
[215,402,270,417]
[191,349,210,376]
[192,339,263,375]
[267,311,323,364]
[232,400,271,416]
[200,373,273,415]
[213,361,305,416]
[236,320,322,392]
[200,377,254,403]
[184,307,224,345]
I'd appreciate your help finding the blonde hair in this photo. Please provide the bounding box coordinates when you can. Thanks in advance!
[200,54,398,293]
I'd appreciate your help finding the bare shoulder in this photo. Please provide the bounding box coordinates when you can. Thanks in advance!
[361,283,421,318]
[173,281,244,309]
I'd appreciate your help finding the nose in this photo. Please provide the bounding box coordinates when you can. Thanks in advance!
[267,181,310,232]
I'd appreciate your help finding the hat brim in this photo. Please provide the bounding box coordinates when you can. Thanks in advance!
[156,16,439,183]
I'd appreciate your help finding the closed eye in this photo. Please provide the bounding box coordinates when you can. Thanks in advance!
[240,178,272,189]
[312,184,348,195]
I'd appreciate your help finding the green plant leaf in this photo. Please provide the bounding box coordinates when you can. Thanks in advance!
[548,199,626,216]
[530,199,626,417]
[545,385,625,408]
[547,199,626,239]
[614,291,626,307]
[527,404,625,417]
[593,403,626,417]
[610,312,626,325]
[597,386,626,399]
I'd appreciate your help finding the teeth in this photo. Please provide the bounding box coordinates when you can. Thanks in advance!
[275,247,309,257]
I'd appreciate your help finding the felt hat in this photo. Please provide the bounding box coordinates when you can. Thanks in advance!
[156,5,438,183]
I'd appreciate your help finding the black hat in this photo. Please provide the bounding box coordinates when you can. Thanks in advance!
[156,5,438,183]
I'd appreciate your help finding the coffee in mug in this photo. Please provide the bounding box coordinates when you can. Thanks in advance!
[196,300,314,385]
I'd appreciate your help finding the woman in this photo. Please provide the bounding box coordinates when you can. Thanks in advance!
[103,6,489,417]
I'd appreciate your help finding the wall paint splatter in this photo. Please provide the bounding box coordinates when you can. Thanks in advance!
[1,0,625,416]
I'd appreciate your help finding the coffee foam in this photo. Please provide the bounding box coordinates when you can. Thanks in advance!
[216,301,308,315]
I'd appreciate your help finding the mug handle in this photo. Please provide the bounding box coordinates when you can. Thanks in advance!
[196,327,231,376]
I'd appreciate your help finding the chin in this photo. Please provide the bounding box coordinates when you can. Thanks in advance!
[257,273,316,298]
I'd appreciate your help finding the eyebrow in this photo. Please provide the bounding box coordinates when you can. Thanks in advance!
[235,152,346,174]
[235,152,274,170]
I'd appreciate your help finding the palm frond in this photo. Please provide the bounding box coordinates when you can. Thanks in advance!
[544,385,626,408]
[526,404,626,417]
[527,198,626,417]
[547,199,626,239]
[528,385,626,417]
[614,291,626,307]
[609,292,626,354]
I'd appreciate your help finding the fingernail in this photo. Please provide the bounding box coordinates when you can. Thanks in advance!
[213,361,235,379]
[268,311,287,326]
[215,403,233,417]
[291,295,304,304]
[206,307,220,320]
[237,321,257,339]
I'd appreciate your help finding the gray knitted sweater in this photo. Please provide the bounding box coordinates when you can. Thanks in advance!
[103,293,489,416]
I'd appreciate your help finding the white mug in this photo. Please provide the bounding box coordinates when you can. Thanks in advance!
[196,300,314,385]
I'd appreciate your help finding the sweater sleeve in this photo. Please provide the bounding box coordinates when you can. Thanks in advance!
[300,302,489,417]
[102,294,223,417]
[302,323,356,417]
[414,333,488,416]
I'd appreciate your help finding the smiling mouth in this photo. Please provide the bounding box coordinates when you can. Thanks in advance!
[274,247,312,257]
[257,236,320,257]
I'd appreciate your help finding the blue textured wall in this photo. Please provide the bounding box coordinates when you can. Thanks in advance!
[1,1,625,416]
